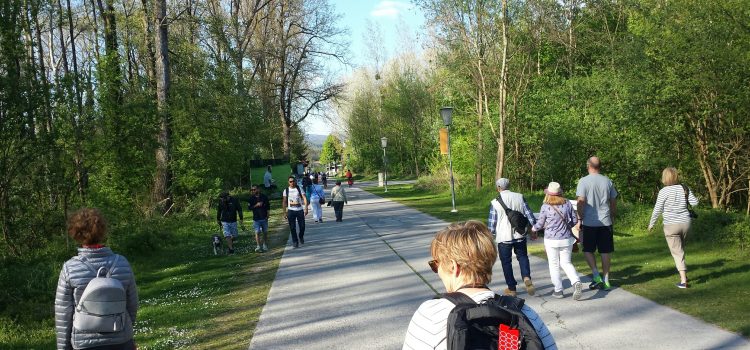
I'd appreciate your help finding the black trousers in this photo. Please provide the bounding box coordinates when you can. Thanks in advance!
[287,209,305,244]
[332,201,345,221]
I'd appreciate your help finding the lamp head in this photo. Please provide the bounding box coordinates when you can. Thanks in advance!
[440,107,453,126]
[381,137,388,148]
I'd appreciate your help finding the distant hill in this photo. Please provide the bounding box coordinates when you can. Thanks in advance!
[305,134,328,160]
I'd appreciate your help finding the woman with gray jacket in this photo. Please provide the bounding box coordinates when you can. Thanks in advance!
[55,208,138,350]
[330,180,348,222]
[531,182,583,300]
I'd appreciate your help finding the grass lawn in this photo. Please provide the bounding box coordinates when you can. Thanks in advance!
[0,205,289,350]
[365,183,750,338]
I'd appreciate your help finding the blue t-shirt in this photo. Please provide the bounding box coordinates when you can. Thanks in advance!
[576,174,618,227]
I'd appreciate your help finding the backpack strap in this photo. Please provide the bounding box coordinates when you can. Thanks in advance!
[74,256,98,275]
[107,255,120,278]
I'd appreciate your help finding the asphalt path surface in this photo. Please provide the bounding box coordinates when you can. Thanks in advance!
[249,182,750,349]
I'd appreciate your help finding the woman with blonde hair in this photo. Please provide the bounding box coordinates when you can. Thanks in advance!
[531,182,582,300]
[402,221,556,350]
[648,167,698,288]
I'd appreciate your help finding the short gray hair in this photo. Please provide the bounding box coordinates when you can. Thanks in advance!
[495,178,510,189]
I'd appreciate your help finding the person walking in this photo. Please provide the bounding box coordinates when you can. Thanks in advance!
[488,178,538,297]
[249,185,271,252]
[576,156,618,290]
[263,165,275,191]
[217,191,244,255]
[55,208,138,350]
[402,221,556,350]
[283,175,308,248]
[310,177,326,223]
[330,180,348,222]
[648,167,699,288]
[531,182,583,300]
[322,172,328,189]
[345,169,353,188]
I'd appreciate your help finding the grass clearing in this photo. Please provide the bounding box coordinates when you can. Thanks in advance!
[365,183,750,337]
[1,205,289,349]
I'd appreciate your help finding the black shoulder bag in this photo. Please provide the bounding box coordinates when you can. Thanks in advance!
[680,184,698,219]
[497,195,529,236]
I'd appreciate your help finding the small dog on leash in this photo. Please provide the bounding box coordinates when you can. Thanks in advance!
[212,234,223,255]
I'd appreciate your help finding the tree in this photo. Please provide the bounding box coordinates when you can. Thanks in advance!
[319,135,342,165]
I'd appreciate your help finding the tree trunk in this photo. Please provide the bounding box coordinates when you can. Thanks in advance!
[57,0,70,75]
[476,88,483,189]
[152,0,172,209]
[496,0,509,180]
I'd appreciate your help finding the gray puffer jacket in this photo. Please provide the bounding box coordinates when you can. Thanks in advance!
[55,247,138,350]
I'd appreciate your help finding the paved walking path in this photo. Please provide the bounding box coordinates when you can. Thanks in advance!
[249,184,750,350]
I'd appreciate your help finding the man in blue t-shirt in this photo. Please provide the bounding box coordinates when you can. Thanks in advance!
[576,156,618,290]
[248,185,270,252]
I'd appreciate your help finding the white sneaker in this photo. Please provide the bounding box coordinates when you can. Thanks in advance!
[254,246,262,252]
[573,281,583,300]
[262,243,268,251]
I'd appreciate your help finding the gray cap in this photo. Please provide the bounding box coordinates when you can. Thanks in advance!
[495,178,510,189]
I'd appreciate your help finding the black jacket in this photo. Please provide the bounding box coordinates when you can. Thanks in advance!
[248,194,270,221]
[217,195,243,222]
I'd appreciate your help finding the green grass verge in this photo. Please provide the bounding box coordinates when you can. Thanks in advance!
[365,183,750,337]
[1,207,288,349]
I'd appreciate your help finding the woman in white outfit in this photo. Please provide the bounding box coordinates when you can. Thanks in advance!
[309,177,325,223]
[531,182,583,300]
[648,167,698,288]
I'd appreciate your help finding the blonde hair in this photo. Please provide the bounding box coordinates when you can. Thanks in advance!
[543,194,567,206]
[661,167,679,186]
[430,221,497,285]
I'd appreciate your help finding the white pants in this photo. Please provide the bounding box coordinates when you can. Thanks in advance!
[311,199,323,221]
[544,242,581,292]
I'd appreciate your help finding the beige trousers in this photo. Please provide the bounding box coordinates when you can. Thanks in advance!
[663,223,690,271]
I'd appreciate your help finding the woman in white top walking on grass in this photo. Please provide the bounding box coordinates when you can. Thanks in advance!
[648,167,699,288]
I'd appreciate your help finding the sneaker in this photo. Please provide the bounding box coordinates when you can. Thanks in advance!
[503,288,517,297]
[314,220,318,223]
[552,291,564,299]
[602,280,611,291]
[293,242,299,248]
[524,279,535,296]
[300,238,305,244]
[319,219,323,223]
[262,243,268,251]
[676,282,688,289]
[589,275,603,290]
[228,248,235,255]
[255,246,262,252]
[573,282,583,300]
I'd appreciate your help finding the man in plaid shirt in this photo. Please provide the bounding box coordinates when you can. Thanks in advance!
[488,178,538,297]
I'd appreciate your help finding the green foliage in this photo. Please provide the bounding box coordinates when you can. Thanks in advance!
[319,135,342,165]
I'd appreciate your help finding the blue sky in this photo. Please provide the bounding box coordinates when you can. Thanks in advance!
[303,0,425,136]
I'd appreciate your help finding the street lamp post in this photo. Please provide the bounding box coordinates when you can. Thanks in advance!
[381,137,388,193]
[440,107,457,213]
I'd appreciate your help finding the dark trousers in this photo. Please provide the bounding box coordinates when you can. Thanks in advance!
[333,201,344,221]
[287,210,305,244]
[498,240,531,290]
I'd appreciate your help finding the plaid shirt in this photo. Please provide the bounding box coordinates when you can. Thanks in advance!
[488,194,537,242]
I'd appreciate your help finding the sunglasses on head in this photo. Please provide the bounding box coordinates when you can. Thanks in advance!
[428,260,439,273]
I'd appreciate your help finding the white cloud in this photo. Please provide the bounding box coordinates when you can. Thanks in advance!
[370,0,413,18]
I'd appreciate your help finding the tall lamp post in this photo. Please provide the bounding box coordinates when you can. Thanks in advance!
[441,107,457,212]
[381,137,388,193]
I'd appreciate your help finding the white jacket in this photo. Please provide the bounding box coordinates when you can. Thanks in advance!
[491,191,529,243]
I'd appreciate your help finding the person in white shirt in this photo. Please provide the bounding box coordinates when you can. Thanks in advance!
[648,167,699,288]
[403,221,556,350]
[283,176,309,248]
[263,165,274,190]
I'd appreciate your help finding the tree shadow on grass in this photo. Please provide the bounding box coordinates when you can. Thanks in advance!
[617,258,729,286]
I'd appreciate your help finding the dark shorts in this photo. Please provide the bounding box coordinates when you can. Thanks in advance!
[582,225,614,254]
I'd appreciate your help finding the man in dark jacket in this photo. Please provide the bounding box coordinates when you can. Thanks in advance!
[217,192,243,254]
[248,185,270,252]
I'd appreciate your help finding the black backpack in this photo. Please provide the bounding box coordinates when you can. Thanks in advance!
[440,293,543,350]
[497,195,530,236]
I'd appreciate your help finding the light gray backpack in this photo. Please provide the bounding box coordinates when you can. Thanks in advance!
[73,255,128,333]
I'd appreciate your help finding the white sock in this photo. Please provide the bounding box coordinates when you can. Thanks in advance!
[604,274,609,284]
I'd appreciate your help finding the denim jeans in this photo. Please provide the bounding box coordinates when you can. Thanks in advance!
[498,240,531,290]
[287,210,305,244]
